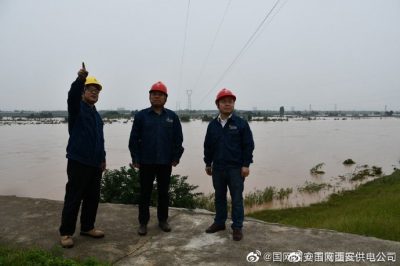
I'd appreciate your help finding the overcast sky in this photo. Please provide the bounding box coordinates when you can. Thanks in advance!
[0,0,399,111]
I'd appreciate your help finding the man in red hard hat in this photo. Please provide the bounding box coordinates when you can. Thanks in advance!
[203,88,254,241]
[129,81,184,236]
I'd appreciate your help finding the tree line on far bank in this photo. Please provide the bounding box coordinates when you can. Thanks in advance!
[1,109,398,122]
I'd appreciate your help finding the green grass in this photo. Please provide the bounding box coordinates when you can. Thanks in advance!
[0,245,109,266]
[249,170,400,241]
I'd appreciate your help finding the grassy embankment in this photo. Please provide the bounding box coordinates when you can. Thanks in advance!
[0,245,108,266]
[249,170,400,241]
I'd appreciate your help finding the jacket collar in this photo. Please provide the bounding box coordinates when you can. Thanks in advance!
[147,107,166,113]
[81,100,96,111]
[215,112,237,123]
[217,113,233,123]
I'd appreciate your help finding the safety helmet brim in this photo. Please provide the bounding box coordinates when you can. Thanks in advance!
[85,76,102,90]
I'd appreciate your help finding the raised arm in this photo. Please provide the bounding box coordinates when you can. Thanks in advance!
[67,66,88,134]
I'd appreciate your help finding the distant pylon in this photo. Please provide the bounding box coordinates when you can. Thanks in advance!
[186,90,192,110]
[176,101,181,111]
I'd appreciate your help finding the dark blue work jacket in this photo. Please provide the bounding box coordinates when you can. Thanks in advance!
[66,78,105,167]
[129,107,184,165]
[204,113,254,169]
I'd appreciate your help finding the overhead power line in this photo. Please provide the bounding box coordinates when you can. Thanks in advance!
[196,0,283,106]
[178,0,191,109]
[191,0,233,93]
[248,0,288,50]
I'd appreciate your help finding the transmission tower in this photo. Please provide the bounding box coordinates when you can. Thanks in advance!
[186,90,192,110]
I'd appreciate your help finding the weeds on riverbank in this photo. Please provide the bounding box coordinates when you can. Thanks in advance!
[194,186,293,212]
[194,193,216,212]
[101,161,386,214]
[100,167,201,209]
[249,170,400,241]
[245,187,275,207]
[101,166,295,212]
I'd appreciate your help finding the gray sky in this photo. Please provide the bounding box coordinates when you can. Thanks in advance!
[0,0,399,111]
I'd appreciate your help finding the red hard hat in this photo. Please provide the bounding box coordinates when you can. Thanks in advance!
[149,81,168,96]
[215,88,236,104]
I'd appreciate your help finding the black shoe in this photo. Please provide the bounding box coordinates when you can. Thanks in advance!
[138,224,147,236]
[159,221,171,232]
[205,223,226,233]
[232,228,243,241]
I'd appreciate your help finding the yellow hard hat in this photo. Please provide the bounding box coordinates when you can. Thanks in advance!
[85,76,102,90]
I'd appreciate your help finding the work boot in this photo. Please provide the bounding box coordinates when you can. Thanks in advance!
[205,223,226,233]
[138,224,147,236]
[80,228,105,238]
[60,235,74,248]
[159,221,171,232]
[232,228,243,241]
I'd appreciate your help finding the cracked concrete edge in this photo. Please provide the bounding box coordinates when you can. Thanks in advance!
[145,205,400,247]
[111,238,150,265]
[112,212,185,264]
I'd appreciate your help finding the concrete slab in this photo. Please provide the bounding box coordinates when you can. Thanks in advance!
[0,196,399,265]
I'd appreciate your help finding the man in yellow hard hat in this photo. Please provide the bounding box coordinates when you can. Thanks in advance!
[59,64,106,248]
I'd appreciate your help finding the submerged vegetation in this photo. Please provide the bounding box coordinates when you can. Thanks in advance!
[343,158,356,165]
[101,159,387,213]
[179,115,191,122]
[101,167,295,212]
[276,188,293,200]
[298,181,332,193]
[310,163,325,175]
[350,165,383,181]
[2,109,399,127]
